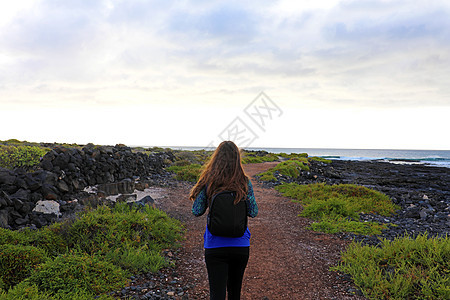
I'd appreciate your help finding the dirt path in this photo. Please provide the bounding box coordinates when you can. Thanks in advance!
[157,162,365,299]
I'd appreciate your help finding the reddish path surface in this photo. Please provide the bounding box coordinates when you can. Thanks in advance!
[157,162,366,299]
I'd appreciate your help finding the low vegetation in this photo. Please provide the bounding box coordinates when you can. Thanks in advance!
[255,155,332,182]
[241,151,280,164]
[278,152,308,159]
[332,233,450,299]
[257,157,309,182]
[308,156,332,164]
[0,245,48,289]
[166,164,203,182]
[0,203,183,299]
[276,183,399,235]
[0,145,49,170]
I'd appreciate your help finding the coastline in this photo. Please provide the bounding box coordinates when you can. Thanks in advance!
[167,146,450,168]
[258,158,450,245]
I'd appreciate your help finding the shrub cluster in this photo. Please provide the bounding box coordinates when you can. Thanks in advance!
[332,233,450,299]
[308,156,332,164]
[0,244,47,289]
[278,152,308,159]
[0,145,48,171]
[276,183,399,235]
[258,158,310,182]
[0,203,183,299]
[166,164,203,182]
[241,151,280,164]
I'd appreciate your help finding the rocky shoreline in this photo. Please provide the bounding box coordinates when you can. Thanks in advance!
[259,159,450,245]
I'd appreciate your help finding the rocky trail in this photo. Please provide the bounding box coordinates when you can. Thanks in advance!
[153,162,364,300]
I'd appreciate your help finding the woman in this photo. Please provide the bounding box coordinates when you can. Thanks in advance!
[190,141,258,300]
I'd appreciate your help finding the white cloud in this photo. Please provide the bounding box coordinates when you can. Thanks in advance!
[0,0,449,149]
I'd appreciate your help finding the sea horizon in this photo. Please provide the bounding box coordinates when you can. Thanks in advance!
[155,146,450,168]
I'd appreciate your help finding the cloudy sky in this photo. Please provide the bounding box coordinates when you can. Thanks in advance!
[1,0,449,150]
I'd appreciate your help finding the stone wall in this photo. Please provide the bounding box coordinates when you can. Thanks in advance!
[0,144,173,229]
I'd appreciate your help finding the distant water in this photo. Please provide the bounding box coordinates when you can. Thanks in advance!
[168,146,450,168]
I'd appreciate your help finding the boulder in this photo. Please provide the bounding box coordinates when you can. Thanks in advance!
[41,159,53,171]
[13,198,24,211]
[11,188,30,201]
[41,184,59,200]
[14,216,28,225]
[0,168,16,185]
[56,180,70,193]
[25,175,41,191]
[0,209,8,228]
[0,191,12,206]
[0,196,7,208]
[130,195,155,209]
[116,194,137,203]
[33,200,61,216]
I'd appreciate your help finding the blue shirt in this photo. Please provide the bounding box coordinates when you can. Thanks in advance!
[192,180,258,248]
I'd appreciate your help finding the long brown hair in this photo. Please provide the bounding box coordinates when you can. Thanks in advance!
[189,141,248,204]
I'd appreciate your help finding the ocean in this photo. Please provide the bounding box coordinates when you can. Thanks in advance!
[168,146,450,168]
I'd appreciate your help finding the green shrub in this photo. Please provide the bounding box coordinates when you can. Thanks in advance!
[172,150,211,165]
[0,227,67,257]
[0,145,48,170]
[26,251,127,296]
[105,243,167,274]
[172,159,191,166]
[241,152,279,164]
[0,198,183,298]
[0,244,48,289]
[258,172,277,182]
[276,183,399,234]
[257,158,309,181]
[332,233,450,299]
[278,152,308,159]
[166,163,202,182]
[0,282,55,300]
[301,197,359,220]
[310,216,387,235]
[308,156,332,164]
[277,183,398,216]
[63,203,182,272]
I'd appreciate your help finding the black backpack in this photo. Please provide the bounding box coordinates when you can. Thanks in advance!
[207,191,248,237]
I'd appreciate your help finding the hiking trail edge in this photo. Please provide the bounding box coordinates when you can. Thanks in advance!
[156,162,366,300]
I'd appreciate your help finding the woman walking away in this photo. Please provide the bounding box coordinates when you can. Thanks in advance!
[190,141,258,300]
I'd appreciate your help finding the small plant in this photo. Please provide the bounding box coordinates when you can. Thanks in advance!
[62,203,182,272]
[276,183,399,235]
[310,216,387,235]
[332,233,450,299]
[166,163,203,182]
[104,243,168,274]
[26,251,128,297]
[0,282,55,300]
[258,172,277,182]
[257,158,310,181]
[0,244,48,289]
[0,145,49,170]
[308,156,332,164]
[278,152,308,159]
[0,227,67,257]
[241,151,279,164]
[172,150,212,165]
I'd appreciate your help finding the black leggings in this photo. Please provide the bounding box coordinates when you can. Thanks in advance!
[205,247,250,300]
